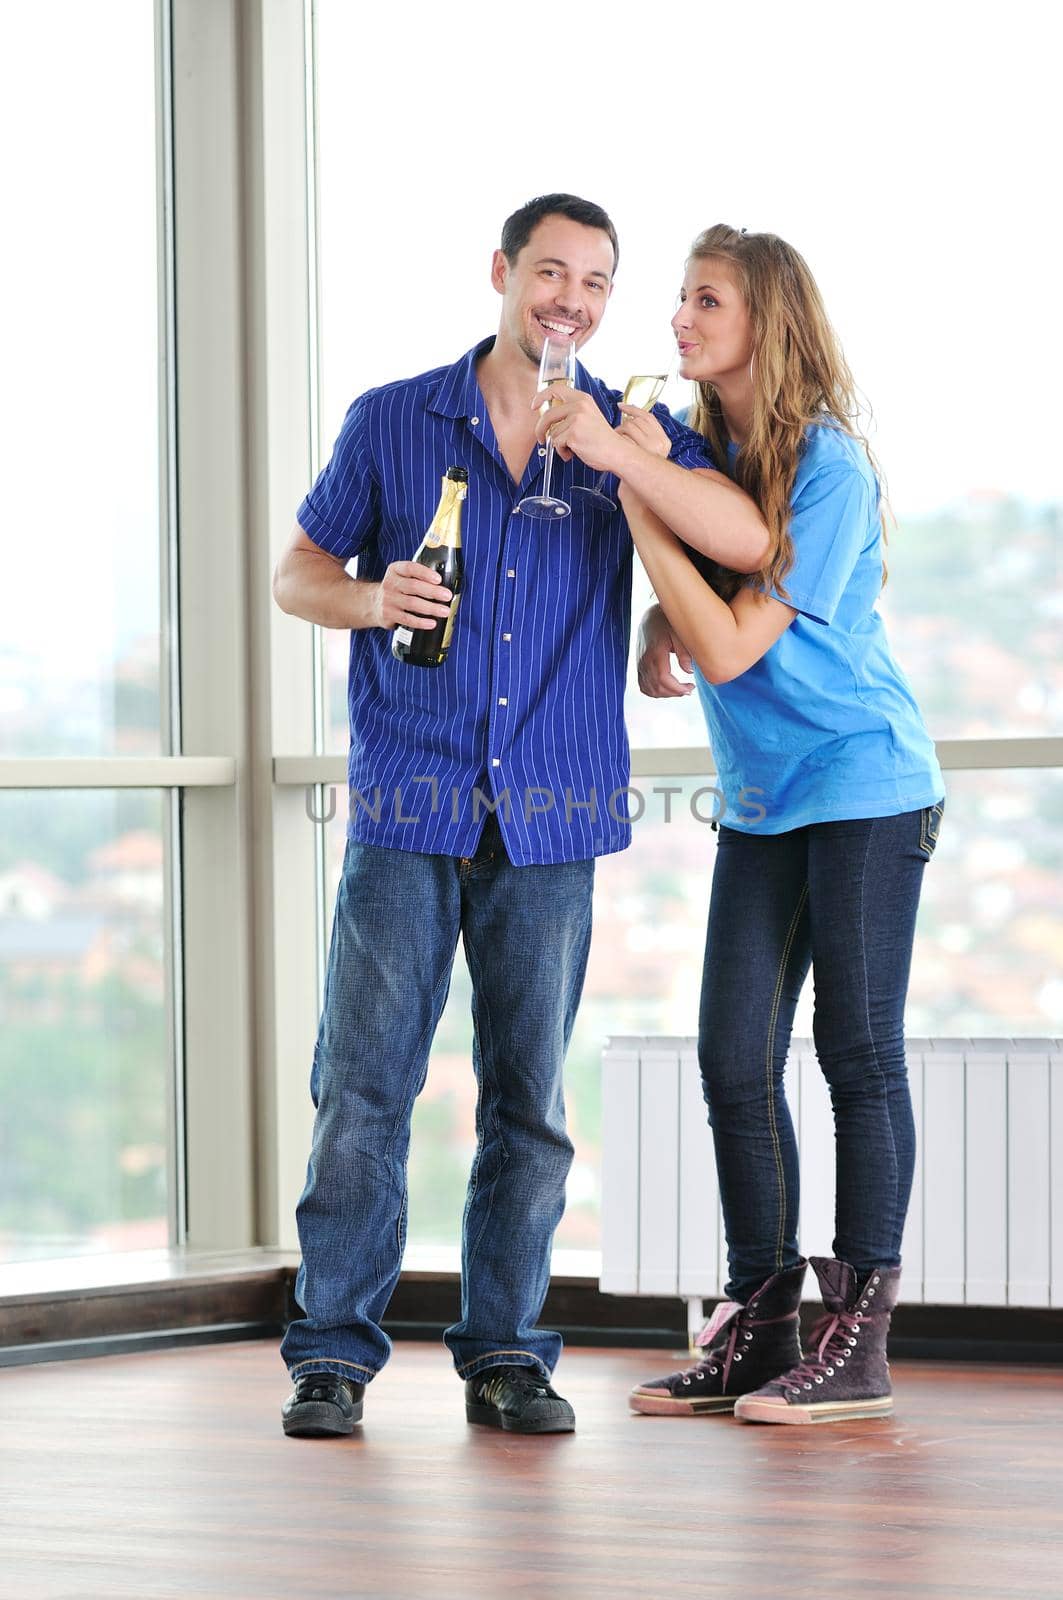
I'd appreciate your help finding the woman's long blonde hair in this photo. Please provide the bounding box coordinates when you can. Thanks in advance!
[686,225,886,599]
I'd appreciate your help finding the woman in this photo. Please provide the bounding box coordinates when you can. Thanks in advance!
[624,226,945,1425]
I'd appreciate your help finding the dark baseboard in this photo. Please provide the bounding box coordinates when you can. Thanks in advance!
[0,1321,282,1368]
[377,1275,1063,1363]
[2,1262,1061,1367]
[1,1272,290,1350]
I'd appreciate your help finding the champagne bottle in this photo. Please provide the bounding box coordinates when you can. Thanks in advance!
[392,466,467,668]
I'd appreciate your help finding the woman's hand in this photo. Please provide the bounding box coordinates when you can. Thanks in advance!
[636,603,695,699]
[617,404,672,459]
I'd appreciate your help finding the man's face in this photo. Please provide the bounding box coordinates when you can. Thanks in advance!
[492,215,615,368]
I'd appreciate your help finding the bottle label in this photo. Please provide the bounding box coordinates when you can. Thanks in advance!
[440,595,461,651]
[394,626,413,647]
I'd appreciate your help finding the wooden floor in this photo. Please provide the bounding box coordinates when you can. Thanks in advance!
[2,1342,1061,1599]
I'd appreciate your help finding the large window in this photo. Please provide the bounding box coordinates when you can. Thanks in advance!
[310,2,1062,1258]
[0,791,169,1261]
[0,3,165,760]
[0,4,176,1264]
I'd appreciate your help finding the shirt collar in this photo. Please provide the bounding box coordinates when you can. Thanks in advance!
[426,335,615,420]
[427,337,494,419]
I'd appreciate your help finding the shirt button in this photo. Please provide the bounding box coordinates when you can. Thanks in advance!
[491,758,501,767]
[507,569,516,578]
[538,447,547,458]
[498,697,508,706]
[470,416,479,425]
[502,633,512,642]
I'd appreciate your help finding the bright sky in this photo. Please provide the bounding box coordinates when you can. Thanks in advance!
[316,0,1062,514]
[0,2,157,687]
[0,0,1059,701]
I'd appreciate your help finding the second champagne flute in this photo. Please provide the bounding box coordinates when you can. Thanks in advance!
[516,335,577,520]
[575,371,670,511]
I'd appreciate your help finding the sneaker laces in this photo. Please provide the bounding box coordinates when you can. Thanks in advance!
[296,1374,350,1401]
[480,1367,551,1406]
[681,1297,799,1391]
[767,1308,864,1392]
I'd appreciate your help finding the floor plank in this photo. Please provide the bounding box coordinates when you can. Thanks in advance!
[1,1342,1061,1599]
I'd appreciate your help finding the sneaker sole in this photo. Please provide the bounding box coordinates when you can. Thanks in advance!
[628,1389,736,1417]
[734,1395,893,1425]
[282,1398,363,1437]
[465,1402,575,1434]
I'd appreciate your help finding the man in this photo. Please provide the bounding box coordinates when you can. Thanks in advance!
[273,193,766,1439]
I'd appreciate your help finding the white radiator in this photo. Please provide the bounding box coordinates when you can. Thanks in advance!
[600,1036,1063,1312]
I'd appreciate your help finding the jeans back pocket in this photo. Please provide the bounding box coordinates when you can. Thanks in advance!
[919,800,945,860]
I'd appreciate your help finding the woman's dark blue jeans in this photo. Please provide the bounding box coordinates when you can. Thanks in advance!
[699,803,943,1303]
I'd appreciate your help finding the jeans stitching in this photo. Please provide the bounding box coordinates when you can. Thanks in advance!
[340,942,453,1335]
[457,1349,547,1377]
[460,936,508,1282]
[383,956,455,1159]
[374,955,454,1302]
[856,822,899,1260]
[764,882,809,1272]
[290,1357,376,1378]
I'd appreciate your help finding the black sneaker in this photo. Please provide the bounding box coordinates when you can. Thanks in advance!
[281,1372,364,1437]
[465,1364,575,1434]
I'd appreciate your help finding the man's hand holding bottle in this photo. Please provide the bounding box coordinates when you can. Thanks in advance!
[371,562,453,633]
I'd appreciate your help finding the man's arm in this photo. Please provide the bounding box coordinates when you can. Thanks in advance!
[613,453,770,574]
[272,522,452,632]
[533,388,771,574]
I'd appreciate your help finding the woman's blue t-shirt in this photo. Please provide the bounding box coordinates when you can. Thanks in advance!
[693,423,944,834]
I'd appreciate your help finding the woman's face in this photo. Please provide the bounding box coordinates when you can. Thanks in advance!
[671,257,754,387]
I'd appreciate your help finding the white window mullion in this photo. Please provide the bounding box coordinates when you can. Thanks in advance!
[240,0,321,1251]
[171,0,257,1251]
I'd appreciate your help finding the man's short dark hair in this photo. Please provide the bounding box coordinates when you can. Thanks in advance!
[500,193,619,276]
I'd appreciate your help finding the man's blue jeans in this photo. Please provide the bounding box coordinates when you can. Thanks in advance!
[699,803,944,1303]
[280,815,594,1387]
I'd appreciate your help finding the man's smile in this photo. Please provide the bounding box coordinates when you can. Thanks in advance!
[534,312,583,338]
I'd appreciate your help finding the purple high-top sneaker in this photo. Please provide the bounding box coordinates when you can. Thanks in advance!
[629,1261,807,1416]
[734,1256,902,1425]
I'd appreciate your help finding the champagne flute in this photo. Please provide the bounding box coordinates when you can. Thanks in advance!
[516,335,577,519]
[575,371,670,511]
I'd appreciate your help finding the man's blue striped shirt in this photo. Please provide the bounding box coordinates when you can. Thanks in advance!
[297,336,714,865]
